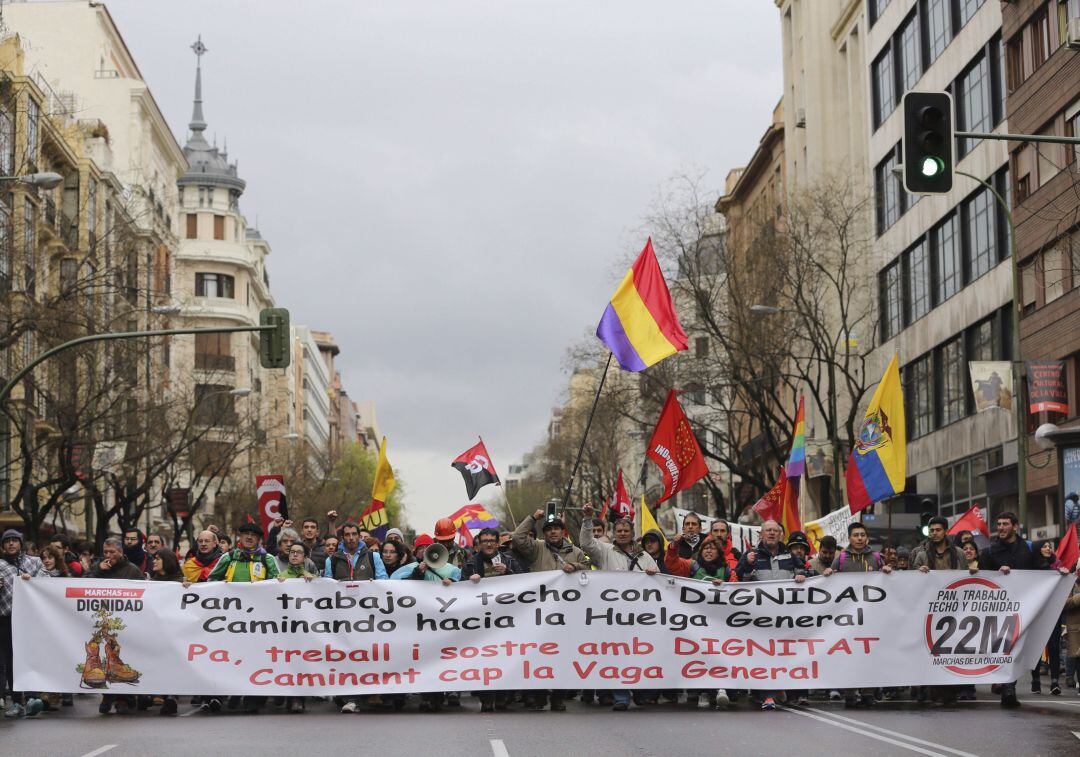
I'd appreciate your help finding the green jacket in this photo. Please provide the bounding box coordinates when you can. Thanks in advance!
[207,549,279,583]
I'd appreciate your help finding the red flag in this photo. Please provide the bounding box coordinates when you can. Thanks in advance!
[451,439,500,500]
[1056,523,1079,572]
[646,390,709,504]
[457,522,474,548]
[752,472,787,524]
[256,475,286,536]
[608,470,635,521]
[948,504,989,539]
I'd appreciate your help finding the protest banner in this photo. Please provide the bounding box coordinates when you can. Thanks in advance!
[14,571,1071,695]
[803,506,856,550]
[672,507,761,551]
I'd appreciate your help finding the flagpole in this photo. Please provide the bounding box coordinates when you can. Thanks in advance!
[560,352,614,509]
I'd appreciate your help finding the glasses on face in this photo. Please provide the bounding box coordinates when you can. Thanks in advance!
[478,539,498,546]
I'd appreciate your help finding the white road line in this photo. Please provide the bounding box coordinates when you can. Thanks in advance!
[79,747,117,757]
[778,706,950,757]
[1072,731,1080,741]
[178,706,202,717]
[489,739,510,757]
[801,707,980,757]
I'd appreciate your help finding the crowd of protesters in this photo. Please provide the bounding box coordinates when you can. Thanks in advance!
[1,506,1078,719]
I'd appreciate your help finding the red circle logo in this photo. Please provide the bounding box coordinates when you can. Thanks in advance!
[923,576,1021,676]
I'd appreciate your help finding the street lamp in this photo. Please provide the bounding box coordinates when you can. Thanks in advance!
[151,304,182,315]
[749,304,782,315]
[0,172,64,189]
[280,433,299,441]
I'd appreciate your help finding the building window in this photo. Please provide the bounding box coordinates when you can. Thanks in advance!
[0,201,9,288]
[1031,8,1051,70]
[926,205,962,304]
[1021,260,1037,314]
[907,237,931,321]
[194,272,235,298]
[694,336,709,359]
[937,336,965,426]
[924,0,951,65]
[87,178,97,237]
[957,52,992,156]
[880,260,904,340]
[869,0,892,26]
[1044,244,1066,303]
[213,214,225,240]
[195,332,234,371]
[23,197,35,295]
[186,213,197,239]
[194,383,237,427]
[872,47,896,128]
[899,11,921,93]
[24,97,38,166]
[964,185,995,281]
[1006,37,1024,93]
[0,102,13,177]
[957,0,984,27]
[907,353,934,438]
[875,149,903,234]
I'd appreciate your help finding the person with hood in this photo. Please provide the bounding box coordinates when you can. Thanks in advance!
[182,530,222,583]
[640,530,668,574]
[734,520,808,711]
[87,537,144,715]
[512,509,589,575]
[323,522,387,582]
[1,530,48,718]
[580,503,658,712]
[665,533,735,710]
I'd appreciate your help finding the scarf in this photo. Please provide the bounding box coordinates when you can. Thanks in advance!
[194,546,223,565]
[231,546,267,563]
[123,542,146,568]
[1,550,21,567]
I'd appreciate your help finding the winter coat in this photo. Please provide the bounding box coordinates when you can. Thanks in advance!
[90,556,145,582]
[579,521,658,573]
[207,548,279,582]
[275,554,317,576]
[279,563,316,580]
[182,548,223,583]
[809,554,834,576]
[831,546,885,573]
[462,550,524,579]
[664,537,737,582]
[911,540,964,571]
[1065,581,1080,658]
[978,537,1039,571]
[512,515,588,572]
[323,545,388,581]
[0,553,48,617]
[306,539,329,572]
[735,542,808,582]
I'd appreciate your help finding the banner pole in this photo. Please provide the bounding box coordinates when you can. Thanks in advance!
[560,352,614,509]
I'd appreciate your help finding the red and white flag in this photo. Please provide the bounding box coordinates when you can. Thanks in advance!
[608,470,635,521]
[256,475,286,536]
[948,503,988,539]
[646,390,709,504]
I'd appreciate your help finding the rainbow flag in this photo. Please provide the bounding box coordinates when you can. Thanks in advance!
[596,238,688,371]
[785,395,806,479]
[846,354,906,513]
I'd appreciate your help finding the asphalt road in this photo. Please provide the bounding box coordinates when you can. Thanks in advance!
[1,687,1078,757]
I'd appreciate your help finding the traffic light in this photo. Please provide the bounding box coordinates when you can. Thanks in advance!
[918,498,935,538]
[902,91,954,194]
[259,308,290,369]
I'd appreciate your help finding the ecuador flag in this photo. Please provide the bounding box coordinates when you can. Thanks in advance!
[596,238,688,371]
[846,355,906,514]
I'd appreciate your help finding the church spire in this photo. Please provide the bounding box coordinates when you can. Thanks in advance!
[187,36,209,148]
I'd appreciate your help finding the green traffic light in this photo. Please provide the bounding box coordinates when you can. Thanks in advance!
[920,157,944,178]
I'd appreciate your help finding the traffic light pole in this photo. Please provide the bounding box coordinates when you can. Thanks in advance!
[955,131,1080,146]
[0,325,275,408]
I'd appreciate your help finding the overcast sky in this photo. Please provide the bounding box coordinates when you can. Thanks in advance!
[105,0,782,531]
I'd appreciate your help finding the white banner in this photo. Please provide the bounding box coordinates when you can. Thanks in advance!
[672,507,761,551]
[804,506,857,549]
[13,571,1072,695]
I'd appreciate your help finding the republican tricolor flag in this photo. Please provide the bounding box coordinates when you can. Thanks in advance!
[596,238,688,372]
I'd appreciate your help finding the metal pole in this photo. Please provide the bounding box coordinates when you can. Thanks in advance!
[956,169,1026,530]
[955,131,1080,146]
[560,352,614,509]
[0,324,273,408]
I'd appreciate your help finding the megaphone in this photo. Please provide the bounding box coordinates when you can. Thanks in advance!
[424,543,449,571]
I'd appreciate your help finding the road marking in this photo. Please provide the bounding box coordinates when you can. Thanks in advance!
[79,747,117,757]
[489,739,510,757]
[778,706,951,757]
[179,706,202,717]
[1072,731,1080,741]
[974,698,1080,708]
[801,707,979,757]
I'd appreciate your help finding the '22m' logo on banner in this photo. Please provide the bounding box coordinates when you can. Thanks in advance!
[924,577,1021,676]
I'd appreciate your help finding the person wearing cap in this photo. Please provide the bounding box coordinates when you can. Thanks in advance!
[785,531,813,572]
[385,528,406,546]
[1,529,48,718]
[896,546,911,570]
[511,509,589,575]
[433,517,471,569]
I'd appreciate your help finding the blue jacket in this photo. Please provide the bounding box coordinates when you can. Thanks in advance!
[323,544,388,580]
[390,561,461,582]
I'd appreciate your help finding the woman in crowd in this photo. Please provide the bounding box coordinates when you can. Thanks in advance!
[150,550,183,583]
[39,546,69,578]
[380,540,408,575]
[278,543,317,582]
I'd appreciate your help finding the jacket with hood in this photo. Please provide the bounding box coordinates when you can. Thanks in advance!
[0,535,48,617]
[734,541,808,582]
[276,553,317,576]
[182,546,223,583]
[579,520,658,573]
[831,545,885,573]
[911,539,964,571]
[512,514,588,572]
[978,536,1039,571]
[665,536,738,582]
[90,555,145,581]
[640,530,669,575]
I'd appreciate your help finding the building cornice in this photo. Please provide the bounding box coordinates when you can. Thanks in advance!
[831,0,863,43]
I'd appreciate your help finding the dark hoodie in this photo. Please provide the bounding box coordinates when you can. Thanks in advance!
[640,530,670,575]
[123,534,148,574]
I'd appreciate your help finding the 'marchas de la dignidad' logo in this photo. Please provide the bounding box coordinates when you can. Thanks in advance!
[924,576,1020,676]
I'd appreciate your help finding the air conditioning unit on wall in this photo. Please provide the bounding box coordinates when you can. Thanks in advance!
[1068,17,1080,50]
